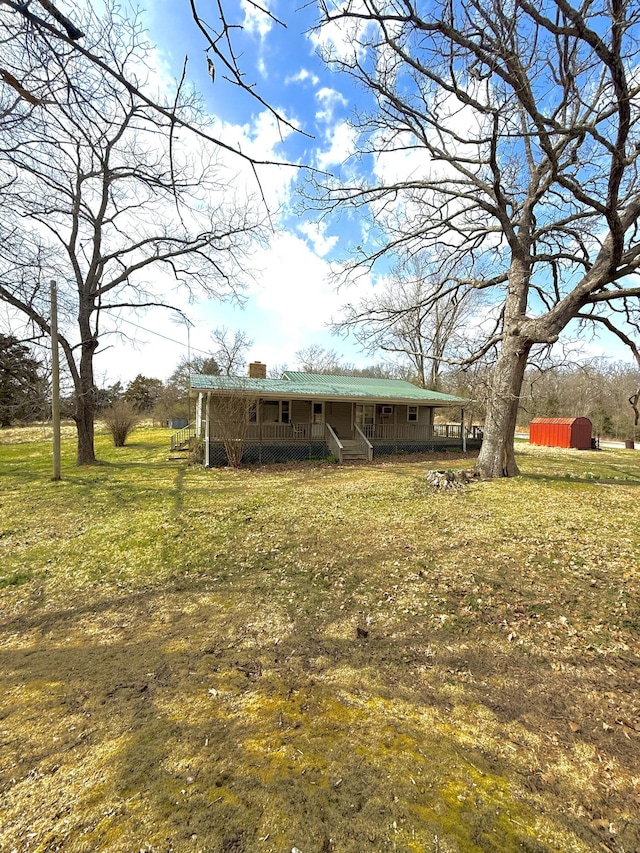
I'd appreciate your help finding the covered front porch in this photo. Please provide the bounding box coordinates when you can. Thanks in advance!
[199,398,479,466]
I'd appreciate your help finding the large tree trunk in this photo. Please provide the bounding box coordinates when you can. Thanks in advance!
[75,392,96,465]
[74,311,98,465]
[476,336,531,478]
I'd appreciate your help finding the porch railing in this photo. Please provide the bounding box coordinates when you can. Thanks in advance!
[242,422,309,441]
[228,421,331,441]
[325,423,343,461]
[433,423,462,439]
[209,420,466,444]
[354,424,374,461]
[170,422,196,450]
[361,423,462,441]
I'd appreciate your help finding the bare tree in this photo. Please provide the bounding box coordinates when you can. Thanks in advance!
[630,388,640,432]
[295,344,344,373]
[0,0,294,166]
[211,327,254,376]
[267,363,289,378]
[294,344,401,377]
[0,6,266,464]
[210,387,256,468]
[336,254,481,389]
[312,0,640,477]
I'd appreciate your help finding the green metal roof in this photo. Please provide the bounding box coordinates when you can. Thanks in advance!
[190,375,293,394]
[190,372,467,406]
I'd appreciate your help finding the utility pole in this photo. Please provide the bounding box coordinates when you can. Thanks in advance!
[50,280,61,480]
[184,315,193,426]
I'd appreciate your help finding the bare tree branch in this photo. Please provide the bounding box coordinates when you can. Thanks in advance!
[0,4,268,464]
[311,0,640,477]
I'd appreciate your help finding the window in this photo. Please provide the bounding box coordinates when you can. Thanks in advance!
[262,400,279,422]
[355,404,374,427]
[261,400,290,422]
[407,406,418,422]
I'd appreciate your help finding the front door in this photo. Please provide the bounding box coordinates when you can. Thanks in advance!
[355,404,374,437]
[311,401,324,438]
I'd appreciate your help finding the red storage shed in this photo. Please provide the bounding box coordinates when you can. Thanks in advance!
[529,417,592,449]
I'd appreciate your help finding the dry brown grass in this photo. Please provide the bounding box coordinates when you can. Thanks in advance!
[1,427,639,852]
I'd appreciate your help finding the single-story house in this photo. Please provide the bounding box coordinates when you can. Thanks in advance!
[185,362,481,466]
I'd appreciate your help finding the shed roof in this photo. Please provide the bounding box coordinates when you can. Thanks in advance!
[530,417,591,425]
[190,372,467,406]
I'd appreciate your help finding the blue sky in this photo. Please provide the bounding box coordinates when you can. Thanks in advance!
[93,0,629,387]
[96,0,376,386]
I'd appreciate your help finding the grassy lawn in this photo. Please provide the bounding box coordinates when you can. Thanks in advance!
[1,425,639,853]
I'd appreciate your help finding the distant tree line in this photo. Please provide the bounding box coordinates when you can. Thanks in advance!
[516,361,640,440]
[2,336,639,442]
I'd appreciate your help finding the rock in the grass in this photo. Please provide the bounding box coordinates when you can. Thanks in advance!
[426,469,478,489]
[426,470,455,489]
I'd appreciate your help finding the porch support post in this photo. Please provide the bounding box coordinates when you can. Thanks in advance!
[195,392,203,437]
[462,407,466,453]
[204,393,210,467]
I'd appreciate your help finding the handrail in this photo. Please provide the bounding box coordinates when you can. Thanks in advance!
[354,424,374,462]
[363,423,463,441]
[242,422,318,440]
[325,423,343,462]
[170,422,196,450]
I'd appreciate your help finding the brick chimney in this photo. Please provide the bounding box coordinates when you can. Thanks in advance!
[248,361,267,379]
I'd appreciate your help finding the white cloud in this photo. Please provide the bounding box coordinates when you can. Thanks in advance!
[285,68,320,86]
[315,87,348,123]
[251,231,334,329]
[186,231,354,372]
[241,232,384,366]
[298,220,339,257]
[315,120,358,170]
[195,109,300,212]
[308,4,375,64]
[256,56,268,79]
[240,0,274,40]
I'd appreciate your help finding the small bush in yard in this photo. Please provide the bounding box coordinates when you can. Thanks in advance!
[102,400,140,446]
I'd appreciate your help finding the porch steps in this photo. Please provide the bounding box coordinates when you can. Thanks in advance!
[340,439,368,463]
[170,424,196,452]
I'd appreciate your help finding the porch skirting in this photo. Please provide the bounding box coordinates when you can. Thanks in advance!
[207,440,331,467]
[371,439,481,456]
[206,437,482,467]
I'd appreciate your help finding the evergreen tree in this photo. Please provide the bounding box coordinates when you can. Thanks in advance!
[0,335,47,426]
